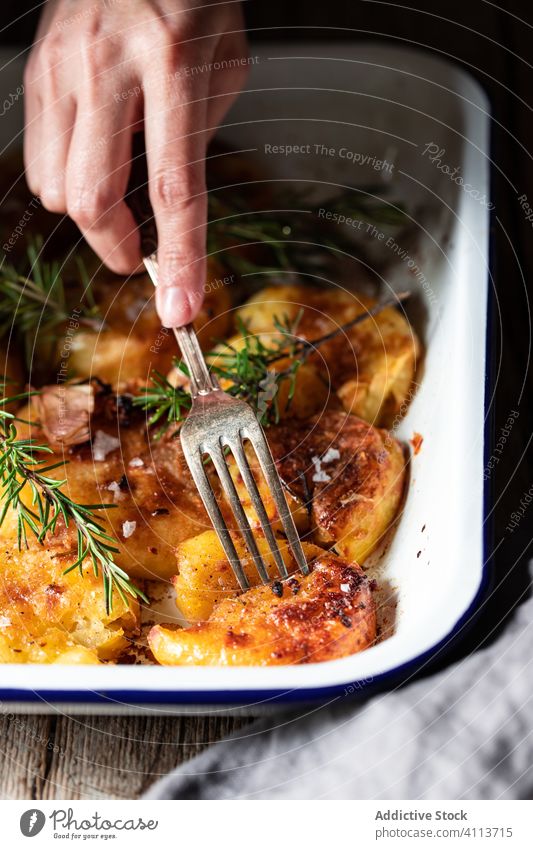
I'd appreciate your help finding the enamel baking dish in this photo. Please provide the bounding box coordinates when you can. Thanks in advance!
[0,44,491,713]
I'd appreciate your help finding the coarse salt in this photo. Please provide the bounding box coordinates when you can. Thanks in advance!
[129,457,144,468]
[340,583,350,593]
[322,447,340,463]
[107,481,126,503]
[92,429,120,461]
[122,520,137,539]
[311,455,331,483]
[0,615,11,629]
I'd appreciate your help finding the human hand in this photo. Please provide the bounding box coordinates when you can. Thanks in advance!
[24,0,249,326]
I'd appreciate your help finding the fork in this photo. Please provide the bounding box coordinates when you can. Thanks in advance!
[143,254,308,591]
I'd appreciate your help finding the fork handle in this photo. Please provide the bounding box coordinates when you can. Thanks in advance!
[172,324,218,396]
[143,254,218,397]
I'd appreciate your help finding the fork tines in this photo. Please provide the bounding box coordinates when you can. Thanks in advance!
[180,397,309,591]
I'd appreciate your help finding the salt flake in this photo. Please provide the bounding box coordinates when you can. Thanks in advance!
[92,429,120,462]
[340,583,350,593]
[107,481,126,503]
[322,447,340,464]
[129,457,144,468]
[311,455,331,484]
[122,520,137,539]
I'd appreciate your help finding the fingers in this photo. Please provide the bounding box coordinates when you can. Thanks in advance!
[65,86,141,275]
[35,91,76,211]
[23,21,78,205]
[144,69,209,327]
[205,29,250,140]
[23,61,43,197]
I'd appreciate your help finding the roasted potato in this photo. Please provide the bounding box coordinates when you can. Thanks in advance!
[220,411,406,564]
[268,411,406,563]
[149,551,376,666]
[237,284,420,426]
[13,387,214,582]
[0,537,138,664]
[173,531,324,622]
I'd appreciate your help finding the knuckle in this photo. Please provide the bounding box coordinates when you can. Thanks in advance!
[68,186,113,228]
[132,17,175,53]
[37,35,64,73]
[150,167,205,211]
[80,36,113,74]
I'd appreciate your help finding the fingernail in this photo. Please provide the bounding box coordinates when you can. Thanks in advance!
[157,287,193,327]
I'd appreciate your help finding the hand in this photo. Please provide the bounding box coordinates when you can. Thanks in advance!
[24,0,249,326]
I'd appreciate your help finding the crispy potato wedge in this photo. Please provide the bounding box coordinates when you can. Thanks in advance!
[173,531,324,622]
[0,542,138,664]
[268,411,406,563]
[237,284,420,426]
[149,551,376,666]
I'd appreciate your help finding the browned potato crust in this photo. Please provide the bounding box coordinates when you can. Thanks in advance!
[237,284,420,426]
[173,531,324,622]
[268,411,406,563]
[149,551,376,666]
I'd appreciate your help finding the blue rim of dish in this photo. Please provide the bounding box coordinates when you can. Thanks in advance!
[0,76,496,708]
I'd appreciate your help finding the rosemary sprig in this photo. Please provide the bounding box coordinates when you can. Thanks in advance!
[207,313,304,426]
[0,388,147,613]
[132,370,192,440]
[207,188,407,277]
[0,236,103,365]
[134,293,411,437]
[132,314,303,436]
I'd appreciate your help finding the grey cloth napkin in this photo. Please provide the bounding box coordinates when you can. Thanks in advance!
[144,588,533,800]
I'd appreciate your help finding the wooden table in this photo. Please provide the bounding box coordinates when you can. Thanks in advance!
[1,0,532,799]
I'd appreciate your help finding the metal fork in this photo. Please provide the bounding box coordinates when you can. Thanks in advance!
[143,254,308,590]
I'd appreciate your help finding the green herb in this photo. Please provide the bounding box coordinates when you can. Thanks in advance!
[207,187,407,278]
[133,314,303,435]
[132,370,192,440]
[0,386,147,613]
[134,293,411,436]
[0,236,103,365]
[207,313,304,426]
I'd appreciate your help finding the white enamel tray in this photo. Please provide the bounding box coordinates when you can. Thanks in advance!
[0,44,491,713]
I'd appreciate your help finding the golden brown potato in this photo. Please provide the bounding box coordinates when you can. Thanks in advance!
[206,331,330,422]
[149,551,376,666]
[0,538,138,664]
[268,411,406,564]
[237,284,420,426]
[219,411,405,565]
[173,531,324,622]
[13,387,214,582]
